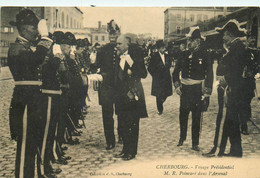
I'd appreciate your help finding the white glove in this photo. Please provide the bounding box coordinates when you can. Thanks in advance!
[176,87,182,96]
[38,19,49,37]
[53,44,62,55]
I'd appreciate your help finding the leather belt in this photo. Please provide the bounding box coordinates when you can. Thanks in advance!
[15,81,42,86]
[41,89,62,95]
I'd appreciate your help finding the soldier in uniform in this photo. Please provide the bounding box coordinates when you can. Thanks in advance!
[95,20,121,149]
[39,31,68,177]
[65,32,84,130]
[216,20,253,157]
[172,27,213,151]
[8,9,53,178]
[114,34,148,160]
[148,40,173,115]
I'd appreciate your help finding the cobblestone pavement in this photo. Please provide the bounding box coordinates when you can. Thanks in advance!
[1,65,260,178]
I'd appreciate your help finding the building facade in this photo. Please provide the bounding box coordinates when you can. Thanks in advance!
[87,21,109,45]
[0,7,89,66]
[164,7,238,42]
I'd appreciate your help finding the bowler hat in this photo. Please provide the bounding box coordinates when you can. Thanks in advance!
[9,9,39,28]
[215,19,247,37]
[156,40,165,48]
[186,26,205,40]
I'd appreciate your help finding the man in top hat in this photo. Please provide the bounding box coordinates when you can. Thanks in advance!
[172,26,213,151]
[114,34,148,160]
[95,20,122,149]
[148,40,173,115]
[214,20,251,157]
[8,9,53,178]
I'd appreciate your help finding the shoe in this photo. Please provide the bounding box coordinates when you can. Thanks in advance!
[106,144,115,150]
[192,145,200,151]
[53,158,68,165]
[177,138,184,146]
[61,155,71,160]
[202,147,216,157]
[123,154,135,161]
[61,146,68,151]
[158,111,163,115]
[76,124,83,129]
[71,131,81,136]
[115,151,125,158]
[39,173,57,178]
[241,130,249,135]
[47,168,62,174]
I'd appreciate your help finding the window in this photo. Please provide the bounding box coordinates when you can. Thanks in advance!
[197,14,202,22]
[70,17,73,28]
[95,36,98,41]
[66,15,69,28]
[190,14,195,22]
[0,40,10,47]
[176,26,181,34]
[203,15,208,21]
[176,14,181,21]
[1,26,14,33]
[102,36,105,41]
[61,12,64,28]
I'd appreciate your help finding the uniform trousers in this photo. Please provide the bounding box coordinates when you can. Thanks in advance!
[10,86,42,178]
[40,93,61,175]
[118,111,140,156]
[101,104,115,146]
[179,84,202,146]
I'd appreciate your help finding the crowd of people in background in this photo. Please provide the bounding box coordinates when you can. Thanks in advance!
[6,8,260,178]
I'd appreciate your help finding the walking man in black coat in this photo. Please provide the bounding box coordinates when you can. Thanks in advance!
[114,34,148,160]
[172,27,213,151]
[148,40,173,115]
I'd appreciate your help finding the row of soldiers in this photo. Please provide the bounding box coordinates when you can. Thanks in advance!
[8,9,95,178]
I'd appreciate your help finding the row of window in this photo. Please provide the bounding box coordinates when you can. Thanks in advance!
[57,12,82,29]
[1,26,14,33]
[0,40,10,47]
[94,36,106,41]
[173,14,208,22]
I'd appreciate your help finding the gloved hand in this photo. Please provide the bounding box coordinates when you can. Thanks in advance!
[53,44,62,55]
[176,87,182,96]
[38,19,49,37]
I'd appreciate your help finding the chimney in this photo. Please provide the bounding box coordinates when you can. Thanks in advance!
[98,21,101,30]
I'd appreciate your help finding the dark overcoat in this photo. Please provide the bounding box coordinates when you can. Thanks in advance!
[95,43,117,106]
[114,44,148,118]
[148,52,173,98]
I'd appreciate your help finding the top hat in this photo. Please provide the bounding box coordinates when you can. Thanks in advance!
[186,26,205,40]
[9,9,39,28]
[64,32,77,45]
[215,19,247,37]
[156,40,165,48]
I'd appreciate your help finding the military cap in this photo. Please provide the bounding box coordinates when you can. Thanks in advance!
[215,19,247,37]
[186,26,205,40]
[83,38,91,46]
[9,9,39,28]
[155,40,166,48]
[107,19,120,36]
[52,31,65,44]
[64,32,77,45]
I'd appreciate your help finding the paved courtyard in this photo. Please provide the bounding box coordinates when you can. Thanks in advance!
[0,65,260,178]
